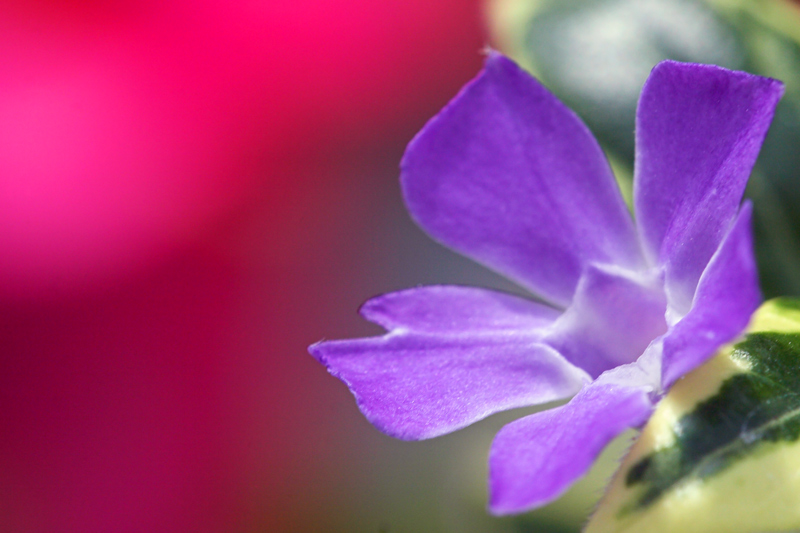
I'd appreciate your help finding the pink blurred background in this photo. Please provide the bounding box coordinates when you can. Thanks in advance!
[0,1,497,531]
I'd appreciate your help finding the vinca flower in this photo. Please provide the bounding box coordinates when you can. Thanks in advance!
[310,53,782,514]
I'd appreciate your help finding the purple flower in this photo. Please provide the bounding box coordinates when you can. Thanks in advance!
[310,53,782,514]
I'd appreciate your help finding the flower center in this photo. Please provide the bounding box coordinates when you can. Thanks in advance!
[543,263,669,379]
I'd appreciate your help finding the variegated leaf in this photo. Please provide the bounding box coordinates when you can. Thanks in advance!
[587,298,800,533]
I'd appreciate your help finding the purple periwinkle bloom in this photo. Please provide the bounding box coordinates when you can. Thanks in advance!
[310,53,782,514]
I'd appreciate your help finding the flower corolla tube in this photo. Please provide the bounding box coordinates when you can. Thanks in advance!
[310,53,783,514]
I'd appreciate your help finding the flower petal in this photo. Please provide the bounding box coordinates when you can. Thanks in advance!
[488,380,653,515]
[634,61,782,313]
[401,52,642,307]
[310,333,589,441]
[544,264,667,378]
[661,202,760,389]
[360,285,560,335]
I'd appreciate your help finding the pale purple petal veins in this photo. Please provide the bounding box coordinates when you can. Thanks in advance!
[634,61,782,313]
[360,285,561,335]
[544,264,667,378]
[401,52,642,307]
[488,381,653,515]
[310,334,590,440]
[661,202,760,389]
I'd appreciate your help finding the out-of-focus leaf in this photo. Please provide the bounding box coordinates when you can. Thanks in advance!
[586,298,800,533]
[490,0,745,158]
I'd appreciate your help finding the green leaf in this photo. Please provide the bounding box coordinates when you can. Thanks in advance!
[586,298,800,533]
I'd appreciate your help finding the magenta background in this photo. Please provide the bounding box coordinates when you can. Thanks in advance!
[0,2,488,531]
